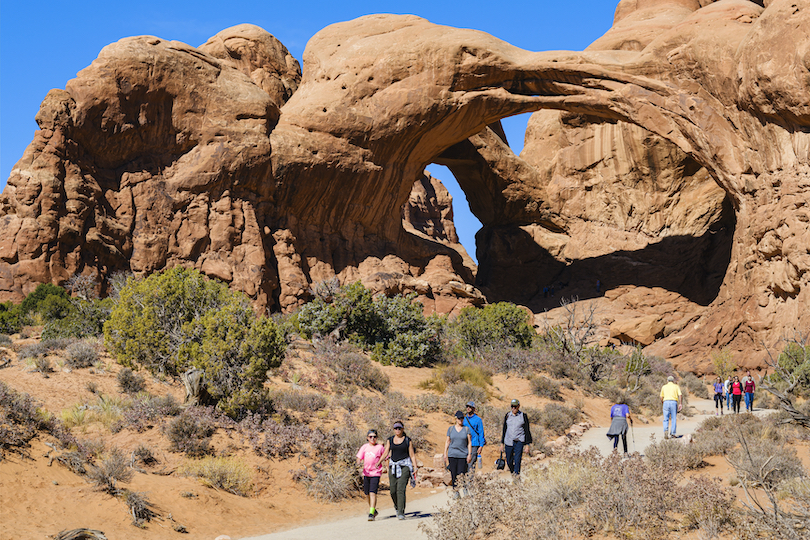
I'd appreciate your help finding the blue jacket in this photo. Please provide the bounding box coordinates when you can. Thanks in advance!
[463,414,486,447]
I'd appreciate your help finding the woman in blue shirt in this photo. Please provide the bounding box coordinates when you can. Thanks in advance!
[606,397,633,453]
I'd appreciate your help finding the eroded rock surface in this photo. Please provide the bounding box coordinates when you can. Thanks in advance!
[2,2,810,369]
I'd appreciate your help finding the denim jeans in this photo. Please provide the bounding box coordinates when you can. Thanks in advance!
[726,392,732,409]
[662,400,678,435]
[744,392,754,411]
[505,440,525,475]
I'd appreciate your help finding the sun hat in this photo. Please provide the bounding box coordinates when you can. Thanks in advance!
[466,401,475,409]
[454,410,464,419]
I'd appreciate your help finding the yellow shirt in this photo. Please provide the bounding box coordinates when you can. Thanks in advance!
[660,382,682,401]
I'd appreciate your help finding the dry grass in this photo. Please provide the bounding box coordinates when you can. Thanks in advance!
[180,456,254,497]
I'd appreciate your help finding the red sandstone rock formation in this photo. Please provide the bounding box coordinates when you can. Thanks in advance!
[1,2,809,369]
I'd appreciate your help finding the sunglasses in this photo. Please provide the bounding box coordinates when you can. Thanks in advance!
[393,427,403,430]
[368,435,377,439]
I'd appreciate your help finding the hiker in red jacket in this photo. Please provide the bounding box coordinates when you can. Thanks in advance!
[742,370,756,412]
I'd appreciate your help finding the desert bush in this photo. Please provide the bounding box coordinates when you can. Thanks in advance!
[163,410,214,456]
[530,376,563,401]
[0,334,11,346]
[476,345,551,376]
[117,394,180,432]
[451,302,534,354]
[133,445,157,466]
[180,457,254,496]
[645,439,708,471]
[104,267,285,418]
[87,448,133,494]
[538,404,581,436]
[60,404,90,429]
[65,341,98,368]
[117,368,146,394]
[711,348,738,381]
[311,339,389,392]
[680,476,737,535]
[728,436,805,489]
[121,489,157,526]
[680,372,708,398]
[419,363,492,394]
[427,449,729,540]
[273,389,327,414]
[239,414,313,458]
[32,355,53,375]
[316,426,369,466]
[445,382,488,409]
[295,282,442,367]
[292,462,360,501]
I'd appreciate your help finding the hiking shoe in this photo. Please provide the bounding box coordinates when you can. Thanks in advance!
[397,514,405,520]
[664,431,670,440]
[372,509,378,517]
[368,513,375,521]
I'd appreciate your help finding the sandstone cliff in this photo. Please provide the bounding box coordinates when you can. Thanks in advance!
[2,1,809,369]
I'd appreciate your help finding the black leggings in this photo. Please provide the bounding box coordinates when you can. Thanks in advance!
[610,433,628,453]
[714,393,724,410]
[447,457,468,488]
[732,394,742,414]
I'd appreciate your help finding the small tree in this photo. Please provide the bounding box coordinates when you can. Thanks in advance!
[104,267,285,417]
[711,347,737,381]
[453,302,534,354]
[761,331,810,429]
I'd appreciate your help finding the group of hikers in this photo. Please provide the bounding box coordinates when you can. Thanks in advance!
[355,399,530,521]
[607,371,759,453]
[356,371,760,521]
[713,370,757,415]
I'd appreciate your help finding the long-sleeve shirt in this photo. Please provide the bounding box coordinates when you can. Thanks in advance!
[463,414,486,447]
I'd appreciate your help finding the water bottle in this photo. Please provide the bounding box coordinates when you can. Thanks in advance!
[477,454,482,469]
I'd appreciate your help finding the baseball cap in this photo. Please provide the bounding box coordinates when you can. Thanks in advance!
[454,410,464,419]
[466,401,475,409]
[510,399,520,407]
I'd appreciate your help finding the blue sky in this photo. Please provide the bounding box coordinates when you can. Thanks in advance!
[0,1,616,260]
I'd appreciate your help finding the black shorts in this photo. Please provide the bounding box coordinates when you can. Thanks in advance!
[363,475,380,494]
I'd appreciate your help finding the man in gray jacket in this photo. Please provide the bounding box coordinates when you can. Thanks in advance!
[500,399,533,475]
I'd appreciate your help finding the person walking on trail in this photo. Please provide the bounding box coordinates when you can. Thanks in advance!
[742,370,756,412]
[724,375,733,411]
[730,375,743,414]
[660,376,683,439]
[606,397,633,453]
[500,399,533,475]
[376,420,418,520]
[356,429,385,521]
[444,411,472,495]
[463,401,485,473]
[713,377,725,415]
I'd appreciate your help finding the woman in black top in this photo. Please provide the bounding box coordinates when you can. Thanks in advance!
[376,420,418,520]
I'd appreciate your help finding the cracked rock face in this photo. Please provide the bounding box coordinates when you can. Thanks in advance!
[2,1,809,369]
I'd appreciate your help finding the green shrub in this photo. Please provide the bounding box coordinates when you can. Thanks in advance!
[452,302,534,353]
[104,267,285,417]
[295,282,441,367]
[42,298,112,339]
[19,283,69,316]
[0,302,22,334]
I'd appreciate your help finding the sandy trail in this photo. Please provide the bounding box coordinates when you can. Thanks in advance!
[240,490,452,540]
[244,397,778,540]
[576,397,775,456]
